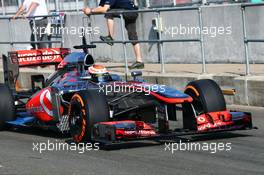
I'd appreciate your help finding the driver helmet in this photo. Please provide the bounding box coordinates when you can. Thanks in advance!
[88,64,111,82]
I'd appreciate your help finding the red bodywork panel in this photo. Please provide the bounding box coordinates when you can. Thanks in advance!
[149,91,193,104]
[195,110,252,132]
[196,111,233,131]
[94,120,157,140]
[26,88,54,122]
[9,48,70,67]
[26,87,63,122]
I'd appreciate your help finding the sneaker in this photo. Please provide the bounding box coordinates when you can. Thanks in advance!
[100,35,114,46]
[129,61,144,69]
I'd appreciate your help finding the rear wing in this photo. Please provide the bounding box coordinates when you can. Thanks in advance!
[2,54,19,90]
[2,48,70,90]
[8,48,70,67]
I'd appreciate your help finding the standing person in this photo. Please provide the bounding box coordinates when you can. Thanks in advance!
[82,0,144,69]
[13,0,49,49]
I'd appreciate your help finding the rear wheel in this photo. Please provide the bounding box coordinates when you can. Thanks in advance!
[0,84,16,130]
[69,90,109,143]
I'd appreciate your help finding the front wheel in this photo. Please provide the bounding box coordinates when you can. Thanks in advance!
[184,79,226,114]
[68,90,109,143]
[182,79,226,130]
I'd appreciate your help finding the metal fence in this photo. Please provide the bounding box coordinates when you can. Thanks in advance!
[0,0,256,16]
[83,3,264,75]
[0,3,264,76]
[0,14,64,49]
[85,7,205,75]
[0,0,87,15]
[241,3,264,75]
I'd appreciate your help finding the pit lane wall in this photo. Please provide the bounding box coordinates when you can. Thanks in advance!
[0,69,264,107]
[1,4,264,63]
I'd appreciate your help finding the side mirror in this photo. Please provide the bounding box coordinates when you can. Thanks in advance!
[84,54,94,66]
[131,71,142,81]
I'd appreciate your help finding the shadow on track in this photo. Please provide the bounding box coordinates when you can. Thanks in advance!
[9,126,70,139]
[189,132,252,142]
[94,132,252,151]
[7,126,252,151]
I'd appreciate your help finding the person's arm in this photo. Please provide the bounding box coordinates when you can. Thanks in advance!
[82,4,110,15]
[13,5,25,19]
[24,2,39,18]
[91,4,110,13]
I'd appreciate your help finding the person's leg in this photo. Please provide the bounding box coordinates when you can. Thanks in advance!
[106,18,114,38]
[37,18,48,48]
[124,16,144,69]
[133,43,142,63]
[29,21,36,49]
[100,11,118,46]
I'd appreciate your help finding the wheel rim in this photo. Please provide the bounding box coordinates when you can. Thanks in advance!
[69,102,83,135]
[69,95,87,143]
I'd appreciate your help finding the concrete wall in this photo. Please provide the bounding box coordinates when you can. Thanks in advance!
[1,4,264,63]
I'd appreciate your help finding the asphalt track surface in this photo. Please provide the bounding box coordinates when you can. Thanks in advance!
[0,105,263,175]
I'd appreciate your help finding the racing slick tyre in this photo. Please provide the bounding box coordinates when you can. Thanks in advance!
[69,90,110,143]
[184,79,226,114]
[182,79,226,130]
[0,84,16,130]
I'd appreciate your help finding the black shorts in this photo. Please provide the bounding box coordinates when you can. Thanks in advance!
[105,9,139,45]
[29,17,48,49]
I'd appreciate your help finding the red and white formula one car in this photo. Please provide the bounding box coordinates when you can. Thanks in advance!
[0,44,255,146]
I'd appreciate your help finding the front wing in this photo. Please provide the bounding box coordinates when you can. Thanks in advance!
[93,111,253,144]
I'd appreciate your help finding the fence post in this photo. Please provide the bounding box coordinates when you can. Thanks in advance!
[55,0,59,12]
[120,14,129,80]
[46,0,50,12]
[76,0,79,12]
[87,16,95,56]
[241,6,250,76]
[8,19,14,49]
[59,14,64,47]
[156,11,165,73]
[18,0,22,6]
[83,0,88,6]
[146,0,150,8]
[1,0,5,16]
[198,7,206,74]
[32,18,38,49]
